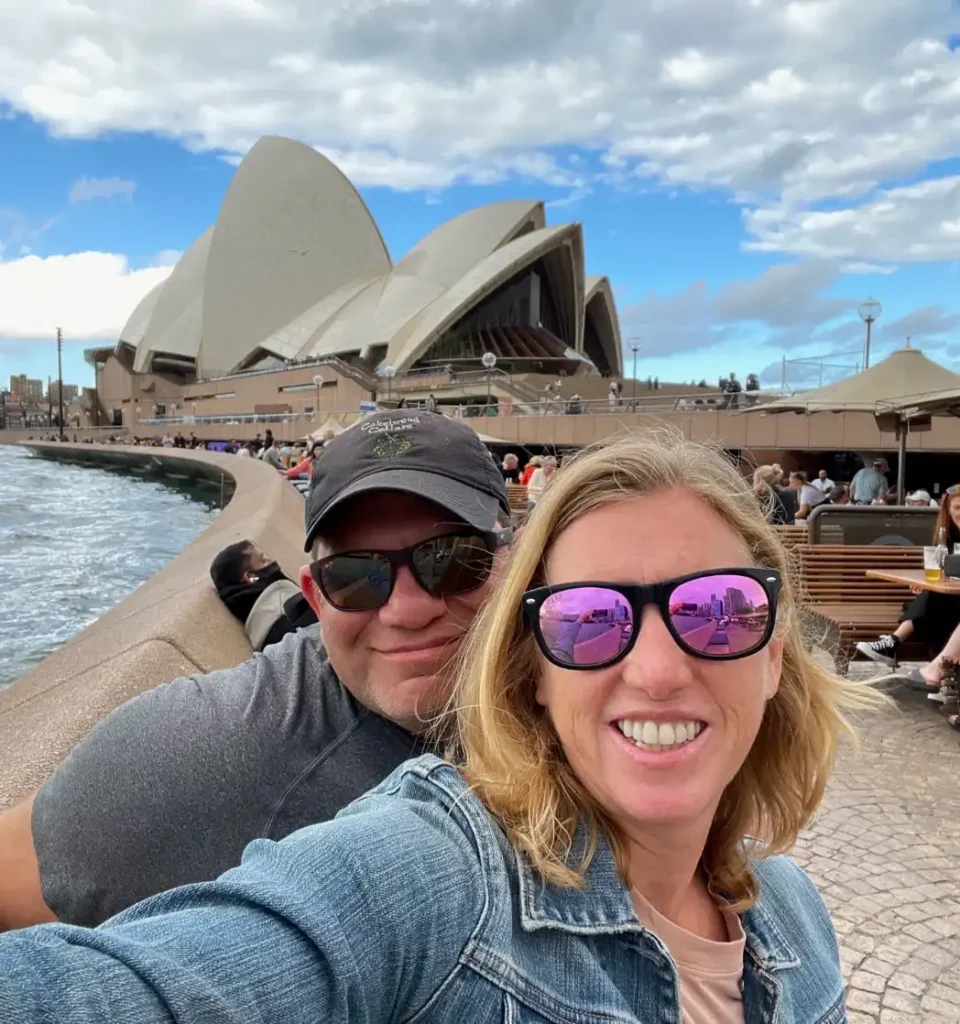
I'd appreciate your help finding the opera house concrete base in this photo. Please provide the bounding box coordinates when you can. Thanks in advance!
[0,445,305,810]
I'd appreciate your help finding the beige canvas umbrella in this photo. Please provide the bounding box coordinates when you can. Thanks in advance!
[745,345,960,498]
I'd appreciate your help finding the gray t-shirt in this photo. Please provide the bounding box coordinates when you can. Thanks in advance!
[32,628,425,927]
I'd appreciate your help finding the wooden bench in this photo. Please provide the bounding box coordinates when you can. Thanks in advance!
[796,545,924,673]
[506,483,528,511]
[773,524,844,550]
[506,483,529,525]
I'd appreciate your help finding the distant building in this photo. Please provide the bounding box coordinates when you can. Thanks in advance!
[9,375,43,401]
[48,382,79,403]
[725,587,751,615]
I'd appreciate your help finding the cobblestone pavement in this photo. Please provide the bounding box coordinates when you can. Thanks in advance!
[793,666,960,1023]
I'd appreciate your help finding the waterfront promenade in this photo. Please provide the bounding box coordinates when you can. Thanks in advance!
[801,666,960,1022]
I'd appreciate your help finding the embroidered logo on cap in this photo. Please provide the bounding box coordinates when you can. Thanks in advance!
[373,433,413,459]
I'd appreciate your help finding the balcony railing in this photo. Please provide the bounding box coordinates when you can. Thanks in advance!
[133,390,788,431]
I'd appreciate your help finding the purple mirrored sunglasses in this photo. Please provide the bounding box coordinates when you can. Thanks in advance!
[523,568,781,670]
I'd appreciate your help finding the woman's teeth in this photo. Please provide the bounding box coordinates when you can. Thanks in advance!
[616,719,703,752]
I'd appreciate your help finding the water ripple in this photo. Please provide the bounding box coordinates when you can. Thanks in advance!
[0,446,220,689]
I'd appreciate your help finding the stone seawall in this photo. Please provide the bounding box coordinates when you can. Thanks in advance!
[0,444,306,808]
[0,428,129,446]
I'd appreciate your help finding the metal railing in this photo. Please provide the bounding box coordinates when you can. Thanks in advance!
[134,390,791,429]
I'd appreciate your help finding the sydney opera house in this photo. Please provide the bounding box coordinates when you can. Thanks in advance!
[84,134,623,436]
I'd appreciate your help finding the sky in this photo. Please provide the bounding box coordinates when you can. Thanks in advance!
[1,0,959,393]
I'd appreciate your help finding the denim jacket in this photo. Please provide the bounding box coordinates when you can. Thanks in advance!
[0,755,845,1023]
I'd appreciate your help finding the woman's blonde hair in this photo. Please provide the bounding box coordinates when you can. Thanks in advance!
[452,430,886,911]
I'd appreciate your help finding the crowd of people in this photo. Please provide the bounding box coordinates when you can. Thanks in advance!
[748,456,941,526]
[0,412,881,1022]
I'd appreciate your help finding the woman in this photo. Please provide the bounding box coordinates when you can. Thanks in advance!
[284,439,323,479]
[752,464,791,525]
[0,433,882,1022]
[519,453,542,486]
[857,486,960,666]
[527,454,557,508]
[788,470,827,521]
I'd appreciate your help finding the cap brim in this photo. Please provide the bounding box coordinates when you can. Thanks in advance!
[304,469,502,550]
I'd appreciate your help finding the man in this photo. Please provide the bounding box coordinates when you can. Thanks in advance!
[501,452,520,484]
[851,458,889,505]
[260,438,284,470]
[0,410,511,930]
[210,540,317,651]
[827,484,850,505]
[721,372,741,410]
[811,469,834,494]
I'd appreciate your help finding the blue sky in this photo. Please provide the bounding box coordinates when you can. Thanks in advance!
[1,0,959,392]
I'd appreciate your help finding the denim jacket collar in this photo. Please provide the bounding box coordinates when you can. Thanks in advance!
[514,825,800,973]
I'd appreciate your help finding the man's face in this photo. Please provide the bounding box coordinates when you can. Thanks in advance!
[244,545,276,582]
[819,470,827,480]
[299,492,505,733]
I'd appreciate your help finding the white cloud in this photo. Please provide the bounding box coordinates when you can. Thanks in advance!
[877,305,960,345]
[619,259,960,364]
[620,261,855,355]
[1,1,958,261]
[746,177,960,263]
[0,251,174,340]
[68,175,136,203]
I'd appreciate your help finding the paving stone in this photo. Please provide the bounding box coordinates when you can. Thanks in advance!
[881,988,921,1014]
[859,956,897,978]
[879,1012,918,1024]
[850,970,887,995]
[796,664,960,1024]
[887,971,926,996]
[847,988,882,1015]
[922,993,960,1018]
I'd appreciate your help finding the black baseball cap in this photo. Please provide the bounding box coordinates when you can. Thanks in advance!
[303,411,510,551]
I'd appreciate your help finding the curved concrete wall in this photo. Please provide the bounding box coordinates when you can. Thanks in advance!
[0,444,306,809]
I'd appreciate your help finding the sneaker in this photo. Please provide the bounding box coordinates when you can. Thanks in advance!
[855,635,900,666]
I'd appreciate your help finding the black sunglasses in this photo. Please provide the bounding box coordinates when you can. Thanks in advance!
[310,529,512,611]
[523,568,781,670]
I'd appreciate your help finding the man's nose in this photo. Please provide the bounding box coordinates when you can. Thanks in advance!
[378,565,447,629]
[618,606,696,698]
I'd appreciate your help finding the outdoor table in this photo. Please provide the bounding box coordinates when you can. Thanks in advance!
[865,568,960,595]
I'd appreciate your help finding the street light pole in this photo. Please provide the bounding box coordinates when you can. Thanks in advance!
[481,351,498,415]
[629,339,642,402]
[858,298,882,370]
[383,365,396,405]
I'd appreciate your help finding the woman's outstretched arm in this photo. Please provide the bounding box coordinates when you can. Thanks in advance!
[0,767,484,1024]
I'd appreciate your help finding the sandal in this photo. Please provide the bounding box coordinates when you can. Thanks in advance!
[949,715,960,731]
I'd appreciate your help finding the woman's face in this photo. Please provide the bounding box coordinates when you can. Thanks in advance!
[535,489,783,837]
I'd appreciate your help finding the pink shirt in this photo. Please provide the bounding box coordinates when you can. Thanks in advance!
[632,888,746,1024]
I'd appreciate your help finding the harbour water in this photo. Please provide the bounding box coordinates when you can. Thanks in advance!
[0,445,221,689]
